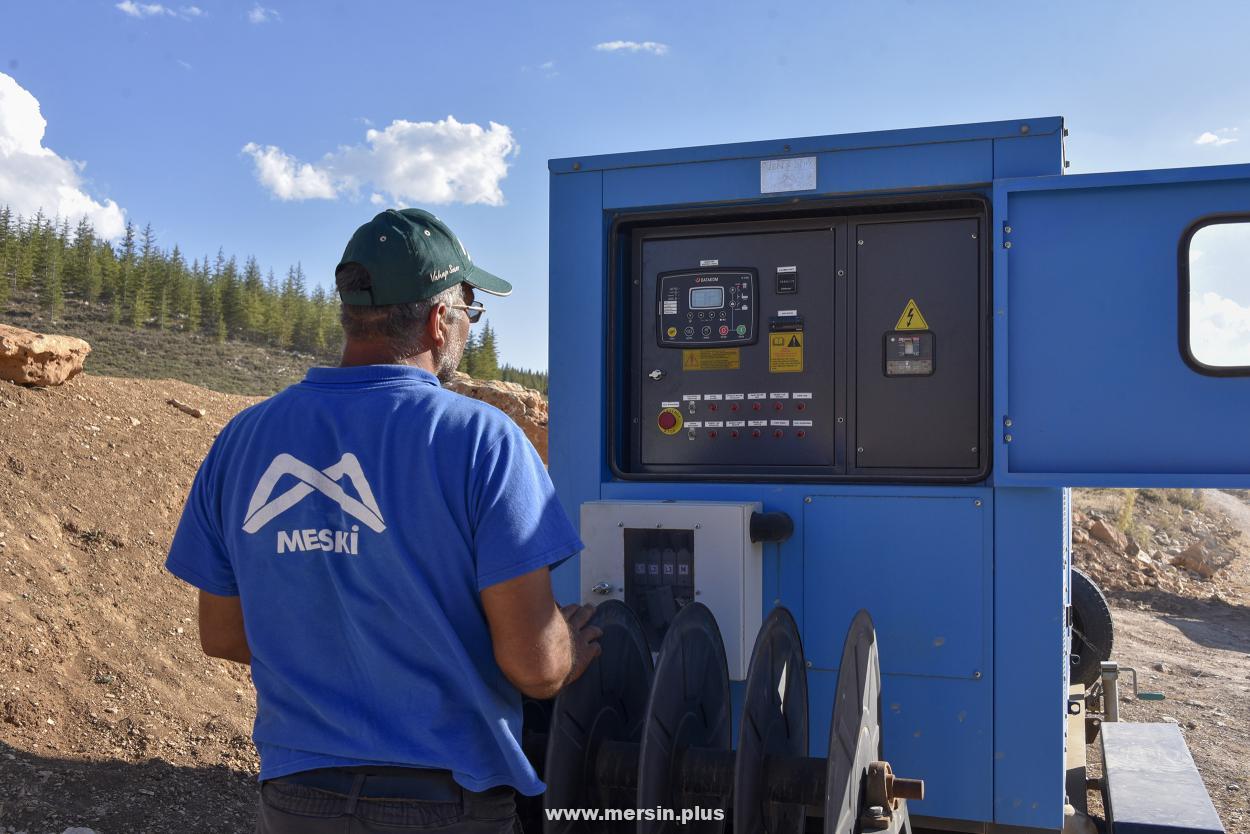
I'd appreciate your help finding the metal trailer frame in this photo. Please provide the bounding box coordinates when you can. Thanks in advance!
[546,117,1250,832]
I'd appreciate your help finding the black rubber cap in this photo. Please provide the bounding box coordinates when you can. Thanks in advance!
[749,511,794,544]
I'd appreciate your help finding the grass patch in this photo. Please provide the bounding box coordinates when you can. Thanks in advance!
[3,293,334,396]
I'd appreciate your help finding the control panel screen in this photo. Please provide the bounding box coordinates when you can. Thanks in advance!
[689,287,724,310]
[657,270,757,348]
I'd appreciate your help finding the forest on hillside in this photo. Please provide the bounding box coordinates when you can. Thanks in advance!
[0,207,547,393]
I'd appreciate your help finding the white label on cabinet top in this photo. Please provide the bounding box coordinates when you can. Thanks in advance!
[760,156,817,194]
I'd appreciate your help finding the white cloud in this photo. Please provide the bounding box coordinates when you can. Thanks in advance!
[0,73,125,238]
[116,1,203,19]
[1191,291,1250,366]
[240,143,337,200]
[248,4,280,23]
[242,116,518,206]
[1195,129,1238,147]
[594,40,669,55]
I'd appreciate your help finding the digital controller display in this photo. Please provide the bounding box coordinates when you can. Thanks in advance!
[688,287,724,310]
[656,270,757,348]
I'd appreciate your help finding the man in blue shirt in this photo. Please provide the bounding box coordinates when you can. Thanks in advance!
[166,208,600,833]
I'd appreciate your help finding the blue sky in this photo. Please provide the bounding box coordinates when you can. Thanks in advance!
[2,1,1248,370]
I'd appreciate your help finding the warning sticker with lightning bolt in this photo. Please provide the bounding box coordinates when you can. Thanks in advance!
[895,298,929,331]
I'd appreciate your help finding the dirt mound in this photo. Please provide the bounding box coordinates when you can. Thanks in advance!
[1072,489,1247,605]
[0,374,263,832]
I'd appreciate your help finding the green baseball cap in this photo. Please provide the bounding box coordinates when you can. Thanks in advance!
[336,208,512,306]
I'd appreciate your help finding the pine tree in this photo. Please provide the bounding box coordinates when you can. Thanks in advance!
[46,245,64,322]
[476,321,501,380]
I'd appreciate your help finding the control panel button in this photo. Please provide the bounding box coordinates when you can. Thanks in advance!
[774,402,784,411]
[657,408,683,435]
[773,429,784,439]
[707,430,717,439]
[719,325,729,336]
[796,430,806,439]
[751,429,762,439]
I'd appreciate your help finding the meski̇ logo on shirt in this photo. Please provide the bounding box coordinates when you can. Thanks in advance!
[242,453,385,555]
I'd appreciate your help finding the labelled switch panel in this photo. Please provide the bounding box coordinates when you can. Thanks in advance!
[580,501,762,680]
[623,529,695,650]
[633,225,837,473]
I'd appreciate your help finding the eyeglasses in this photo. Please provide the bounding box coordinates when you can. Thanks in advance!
[449,302,486,323]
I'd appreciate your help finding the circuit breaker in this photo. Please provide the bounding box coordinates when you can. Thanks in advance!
[578,501,763,680]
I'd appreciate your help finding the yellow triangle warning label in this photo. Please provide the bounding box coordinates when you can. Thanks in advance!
[895,298,929,331]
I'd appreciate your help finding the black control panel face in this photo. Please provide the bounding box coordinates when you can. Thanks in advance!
[656,270,757,347]
[619,207,988,482]
[634,227,837,472]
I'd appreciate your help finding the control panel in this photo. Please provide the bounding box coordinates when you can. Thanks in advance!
[579,501,762,680]
[632,225,838,473]
[656,270,757,348]
[618,207,988,481]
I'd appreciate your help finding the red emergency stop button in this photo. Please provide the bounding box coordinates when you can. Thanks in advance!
[657,408,683,435]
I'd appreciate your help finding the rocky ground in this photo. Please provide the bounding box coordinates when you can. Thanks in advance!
[1073,489,1250,832]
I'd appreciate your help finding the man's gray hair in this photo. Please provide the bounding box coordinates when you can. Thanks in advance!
[335,262,463,355]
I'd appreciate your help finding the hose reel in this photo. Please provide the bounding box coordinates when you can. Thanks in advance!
[540,601,923,833]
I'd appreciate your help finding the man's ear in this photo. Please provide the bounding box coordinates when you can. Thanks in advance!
[427,303,447,348]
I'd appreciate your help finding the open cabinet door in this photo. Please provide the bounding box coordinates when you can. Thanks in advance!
[993,163,1250,487]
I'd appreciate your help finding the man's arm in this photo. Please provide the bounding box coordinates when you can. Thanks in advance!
[481,567,601,700]
[198,590,252,664]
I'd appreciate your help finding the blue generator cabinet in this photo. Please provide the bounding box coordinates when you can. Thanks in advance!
[544,118,1247,833]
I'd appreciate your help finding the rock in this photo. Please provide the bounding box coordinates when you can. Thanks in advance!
[1152,662,1168,672]
[0,324,91,387]
[446,372,549,462]
[1229,784,1241,792]
[1071,527,1090,545]
[1170,542,1217,579]
[62,828,100,834]
[1125,536,1141,557]
[1161,715,1179,723]
[1088,519,1127,552]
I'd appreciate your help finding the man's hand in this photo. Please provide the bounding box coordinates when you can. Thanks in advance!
[481,569,602,699]
[560,603,602,687]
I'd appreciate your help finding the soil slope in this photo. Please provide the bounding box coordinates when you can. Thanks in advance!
[1,375,262,833]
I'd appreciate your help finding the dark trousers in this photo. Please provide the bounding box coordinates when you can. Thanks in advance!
[256,766,522,833]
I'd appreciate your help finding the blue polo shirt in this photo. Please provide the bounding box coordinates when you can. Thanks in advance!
[165,365,582,794]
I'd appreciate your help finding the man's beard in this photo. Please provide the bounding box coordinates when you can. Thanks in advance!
[434,318,468,383]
